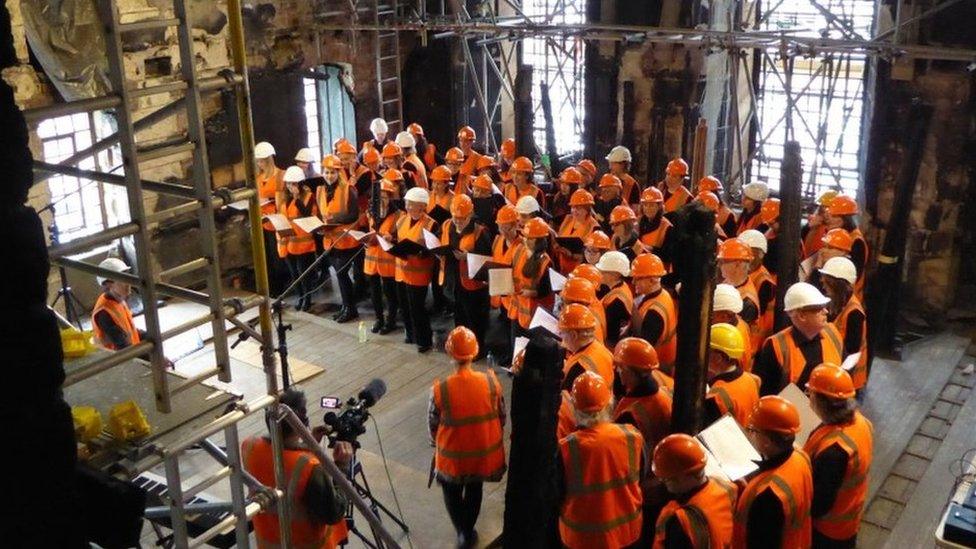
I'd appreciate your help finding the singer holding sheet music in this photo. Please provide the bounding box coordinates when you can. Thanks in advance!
[255,141,288,295]
[395,187,437,353]
[282,167,319,311]
[318,155,361,323]
[364,179,403,334]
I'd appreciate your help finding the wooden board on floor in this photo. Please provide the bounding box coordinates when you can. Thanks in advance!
[229,339,325,385]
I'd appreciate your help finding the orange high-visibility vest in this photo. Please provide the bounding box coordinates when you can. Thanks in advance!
[590,301,608,345]
[504,183,544,209]
[432,368,506,482]
[640,215,673,249]
[317,182,359,250]
[749,265,777,343]
[439,220,488,291]
[258,166,284,231]
[285,194,318,256]
[405,154,428,189]
[736,209,764,235]
[619,173,639,205]
[557,391,576,440]
[394,215,436,286]
[717,205,736,231]
[428,190,454,213]
[735,316,755,372]
[511,245,554,328]
[241,436,348,549]
[557,215,598,274]
[632,291,678,368]
[564,340,615,388]
[803,224,827,259]
[707,369,760,427]
[423,144,438,171]
[802,411,873,541]
[733,278,763,352]
[92,293,141,350]
[662,184,693,213]
[460,150,482,177]
[832,295,868,389]
[602,282,634,324]
[613,390,673,456]
[769,325,844,386]
[850,228,868,301]
[734,450,813,549]
[559,422,644,549]
[364,210,402,278]
[653,477,737,549]
[453,174,473,196]
[490,234,520,310]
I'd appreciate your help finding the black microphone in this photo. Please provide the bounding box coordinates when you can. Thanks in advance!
[357,379,387,408]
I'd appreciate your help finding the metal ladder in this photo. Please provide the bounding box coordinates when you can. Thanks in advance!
[374,0,404,132]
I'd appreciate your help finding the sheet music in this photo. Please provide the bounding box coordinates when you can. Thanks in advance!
[512,336,530,364]
[422,228,442,250]
[528,307,561,338]
[377,236,394,251]
[549,268,567,292]
[488,268,514,297]
[467,253,492,276]
[840,352,861,372]
[226,200,250,211]
[702,446,732,483]
[778,383,821,448]
[697,415,761,481]
[262,213,292,232]
[292,216,324,233]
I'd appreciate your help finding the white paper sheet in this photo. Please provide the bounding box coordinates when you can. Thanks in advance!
[840,352,861,372]
[492,183,504,197]
[549,268,567,292]
[512,336,530,364]
[422,228,442,250]
[488,268,514,297]
[260,198,274,207]
[697,415,761,481]
[377,236,394,252]
[226,200,250,211]
[528,307,562,338]
[347,230,374,242]
[799,255,817,280]
[466,253,492,276]
[702,446,732,483]
[262,213,292,232]
[292,216,324,233]
[778,383,821,448]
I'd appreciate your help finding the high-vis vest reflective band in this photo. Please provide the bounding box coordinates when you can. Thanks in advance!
[258,167,284,231]
[749,266,776,343]
[770,325,844,385]
[707,371,761,427]
[394,215,436,286]
[653,477,737,549]
[734,450,813,549]
[512,246,554,328]
[802,411,873,541]
[602,283,634,319]
[620,173,639,205]
[241,437,346,549]
[490,235,520,310]
[432,369,506,481]
[504,183,544,209]
[285,195,318,256]
[364,211,401,278]
[632,292,678,367]
[833,296,868,389]
[736,210,764,235]
[613,391,673,456]
[557,215,598,274]
[559,422,644,549]
[564,341,616,388]
[662,185,693,213]
[640,216,672,249]
[92,293,141,350]
[590,302,608,344]
[317,182,358,250]
[439,221,488,291]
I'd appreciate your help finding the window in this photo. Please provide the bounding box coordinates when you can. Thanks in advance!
[303,78,323,163]
[522,0,586,155]
[751,0,875,198]
[304,65,357,158]
[37,113,127,243]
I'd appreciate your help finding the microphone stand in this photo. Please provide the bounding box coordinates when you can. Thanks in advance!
[48,213,87,329]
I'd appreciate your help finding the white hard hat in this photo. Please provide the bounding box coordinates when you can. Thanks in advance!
[595,251,631,276]
[784,282,831,312]
[395,131,416,149]
[283,166,306,183]
[97,257,130,286]
[515,195,540,214]
[819,257,857,286]
[294,148,315,163]
[713,283,744,314]
[605,145,632,163]
[370,118,389,134]
[738,229,768,253]
[254,141,275,159]
[403,186,429,204]
[742,182,769,201]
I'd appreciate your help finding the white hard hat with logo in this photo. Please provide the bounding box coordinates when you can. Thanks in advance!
[605,146,632,163]
[738,229,768,253]
[784,282,831,311]
[713,283,744,314]
[819,257,857,286]
[97,257,131,286]
[254,141,276,159]
[595,251,631,276]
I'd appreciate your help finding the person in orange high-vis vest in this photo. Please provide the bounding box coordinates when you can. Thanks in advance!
[442,147,472,195]
[653,434,736,549]
[801,190,838,259]
[456,126,483,177]
[803,364,873,548]
[559,304,616,390]
[255,141,288,295]
[657,158,693,215]
[366,179,403,335]
[698,175,737,237]
[395,131,428,189]
[396,187,438,352]
[559,372,645,549]
[703,323,760,427]
[736,182,770,235]
[318,155,361,323]
[819,257,869,392]
[605,145,641,205]
[735,396,813,549]
[596,251,633,350]
[440,195,493,354]
[718,238,763,351]
[556,188,600,274]
[91,257,145,351]
[504,157,546,210]
[630,253,677,373]
[712,283,754,372]
[739,229,777,345]
[491,205,522,365]
[242,389,351,549]
[408,122,441,170]
[282,166,319,312]
[638,187,673,255]
[824,195,868,301]
[430,327,506,548]
[561,277,607,344]
[511,217,555,332]
[753,282,844,396]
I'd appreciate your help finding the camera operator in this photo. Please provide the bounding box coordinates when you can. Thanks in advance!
[242,389,353,549]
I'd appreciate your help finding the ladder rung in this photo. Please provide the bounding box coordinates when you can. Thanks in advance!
[379,55,399,61]
[379,32,398,39]
[171,366,222,396]
[159,258,211,280]
[380,77,399,83]
[382,99,400,105]
[377,9,395,16]
[138,141,196,162]
[130,81,188,99]
[118,18,181,33]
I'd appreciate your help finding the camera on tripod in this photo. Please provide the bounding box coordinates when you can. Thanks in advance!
[321,379,386,447]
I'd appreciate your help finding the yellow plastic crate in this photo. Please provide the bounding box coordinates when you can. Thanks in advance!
[72,406,103,442]
[61,328,95,358]
[107,400,151,441]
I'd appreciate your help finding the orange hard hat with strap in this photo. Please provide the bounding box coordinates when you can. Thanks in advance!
[562,277,598,304]
[336,140,357,155]
[457,126,476,141]
[698,175,723,193]
[383,168,403,182]
[382,142,403,158]
[407,122,424,136]
[805,363,856,399]
[666,158,689,177]
[599,174,622,188]
[577,159,597,177]
[445,147,465,163]
[451,194,474,217]
[610,205,637,224]
[559,303,597,331]
[363,148,381,164]
[322,154,343,170]
[827,194,859,216]
[761,198,781,224]
[430,165,453,182]
[641,186,664,203]
[496,204,519,225]
[695,191,720,212]
[511,156,533,173]
[522,217,550,238]
[822,228,853,252]
[476,156,496,171]
[472,174,494,191]
[570,263,603,287]
[561,167,584,185]
[585,230,612,250]
[571,370,612,412]
[500,138,516,156]
[445,326,479,361]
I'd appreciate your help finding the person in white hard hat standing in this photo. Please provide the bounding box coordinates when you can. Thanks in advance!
[739,229,777,348]
[360,118,390,162]
[712,283,754,372]
[396,131,428,188]
[605,146,640,206]
[282,166,319,312]
[752,282,844,395]
[395,187,438,353]
[255,141,288,295]
[736,182,769,235]
[595,250,633,350]
[294,148,319,179]
[819,257,869,394]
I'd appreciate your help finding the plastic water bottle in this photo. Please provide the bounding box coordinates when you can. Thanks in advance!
[358,321,368,343]
[486,351,496,370]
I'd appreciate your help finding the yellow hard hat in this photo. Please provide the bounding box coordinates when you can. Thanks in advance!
[709,323,744,359]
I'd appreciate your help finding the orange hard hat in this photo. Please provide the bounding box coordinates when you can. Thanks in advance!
[383,168,403,182]
[613,337,660,371]
[652,434,707,479]
[561,277,597,305]
[321,154,343,170]
[561,167,584,185]
[631,253,666,278]
[380,179,397,194]
[695,191,720,212]
[717,238,754,262]
[500,138,516,157]
[599,174,622,188]
[577,159,597,177]
[584,230,612,250]
[569,189,595,207]
[827,194,859,216]
[511,156,534,173]
[430,165,453,182]
[559,303,597,331]
[571,371,612,413]
[610,205,637,225]
[806,363,856,399]
[666,158,689,177]
[760,198,781,224]
[382,142,403,158]
[821,228,854,252]
[749,396,801,435]
[445,326,479,361]
[476,156,496,171]
[570,264,602,288]
[496,204,519,225]
[472,174,494,191]
[363,148,381,164]
[522,217,550,238]
[336,139,357,155]
[451,194,474,218]
[445,147,465,163]
[407,122,424,136]
[698,175,723,193]
[457,126,476,141]
[641,187,664,203]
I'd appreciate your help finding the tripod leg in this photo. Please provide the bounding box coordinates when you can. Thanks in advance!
[353,462,411,533]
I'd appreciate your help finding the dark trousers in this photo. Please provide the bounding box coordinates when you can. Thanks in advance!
[353,250,368,300]
[263,229,287,296]
[330,247,359,312]
[454,285,489,354]
[813,529,856,549]
[440,481,484,536]
[431,262,448,310]
[285,252,316,305]
[497,309,513,366]
[369,274,398,323]
[397,282,431,347]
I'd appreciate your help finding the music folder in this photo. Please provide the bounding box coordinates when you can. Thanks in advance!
[384,239,427,259]
[427,205,451,225]
[555,236,585,254]
[467,253,508,281]
[262,213,294,235]
[423,228,453,256]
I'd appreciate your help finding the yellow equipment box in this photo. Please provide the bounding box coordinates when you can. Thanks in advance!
[107,400,151,441]
[72,406,102,442]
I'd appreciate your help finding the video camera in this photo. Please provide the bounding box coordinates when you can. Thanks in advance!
[321,378,387,447]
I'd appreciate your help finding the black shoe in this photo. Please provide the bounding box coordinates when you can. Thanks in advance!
[331,307,346,320]
[404,335,415,345]
[417,345,431,353]
[380,321,398,335]
[371,319,384,333]
[300,298,312,312]
[336,309,359,323]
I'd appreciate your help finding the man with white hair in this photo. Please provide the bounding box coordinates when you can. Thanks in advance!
[736,181,769,235]
[595,251,633,350]
[396,131,428,188]
[394,187,438,353]
[358,118,390,163]
[605,146,640,205]
[739,229,777,344]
